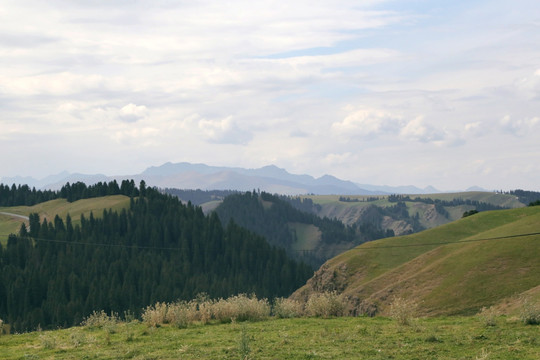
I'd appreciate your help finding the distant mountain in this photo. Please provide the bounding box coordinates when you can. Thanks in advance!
[1,162,442,195]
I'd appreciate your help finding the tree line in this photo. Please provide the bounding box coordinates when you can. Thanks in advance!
[0,184,313,333]
[387,194,507,216]
[0,180,140,207]
[214,191,365,267]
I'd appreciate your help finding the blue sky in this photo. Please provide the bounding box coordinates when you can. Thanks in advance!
[1,0,539,191]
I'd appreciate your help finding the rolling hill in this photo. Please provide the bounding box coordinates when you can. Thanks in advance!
[291,205,540,316]
[0,196,130,244]
[0,183,313,332]
[293,192,524,235]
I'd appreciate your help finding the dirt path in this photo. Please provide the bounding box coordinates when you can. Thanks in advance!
[0,212,30,221]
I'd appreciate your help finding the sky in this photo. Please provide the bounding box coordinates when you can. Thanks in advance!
[1,0,539,191]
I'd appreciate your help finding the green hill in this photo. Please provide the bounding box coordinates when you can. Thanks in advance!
[0,185,312,333]
[0,195,130,244]
[292,206,540,316]
[214,191,369,268]
[296,192,524,235]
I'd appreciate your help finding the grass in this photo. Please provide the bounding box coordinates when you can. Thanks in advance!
[299,192,524,230]
[289,222,321,252]
[294,206,540,317]
[0,195,130,244]
[0,213,25,244]
[1,316,539,359]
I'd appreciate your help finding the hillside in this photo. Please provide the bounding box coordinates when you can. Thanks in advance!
[214,191,373,268]
[2,316,540,359]
[293,192,524,236]
[0,184,312,333]
[0,196,130,244]
[292,206,540,316]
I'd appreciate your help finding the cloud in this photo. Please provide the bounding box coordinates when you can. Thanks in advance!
[464,121,487,137]
[198,116,252,145]
[332,107,403,139]
[111,126,160,146]
[119,103,148,123]
[0,72,127,96]
[399,116,445,143]
[499,115,540,136]
[322,152,355,165]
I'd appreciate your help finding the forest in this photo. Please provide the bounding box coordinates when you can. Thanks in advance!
[0,183,312,333]
[214,191,366,267]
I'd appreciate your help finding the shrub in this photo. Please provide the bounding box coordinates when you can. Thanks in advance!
[520,299,540,325]
[142,302,168,327]
[478,306,498,327]
[82,310,119,329]
[305,291,345,318]
[213,294,270,323]
[389,297,418,326]
[273,298,304,318]
[165,301,197,328]
[238,325,252,360]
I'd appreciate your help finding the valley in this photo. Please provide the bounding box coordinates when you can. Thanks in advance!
[0,180,539,359]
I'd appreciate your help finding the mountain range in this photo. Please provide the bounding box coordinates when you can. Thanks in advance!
[1,162,455,195]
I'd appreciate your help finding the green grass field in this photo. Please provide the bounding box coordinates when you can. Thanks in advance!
[299,192,524,231]
[1,316,538,359]
[289,222,321,252]
[294,206,540,317]
[0,195,130,244]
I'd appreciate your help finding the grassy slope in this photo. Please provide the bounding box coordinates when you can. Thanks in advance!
[293,206,540,316]
[2,317,539,360]
[288,222,321,252]
[0,195,130,243]
[303,192,524,229]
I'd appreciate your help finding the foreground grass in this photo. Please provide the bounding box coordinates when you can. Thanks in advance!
[1,316,538,359]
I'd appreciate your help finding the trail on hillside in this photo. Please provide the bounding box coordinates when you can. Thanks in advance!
[0,212,29,221]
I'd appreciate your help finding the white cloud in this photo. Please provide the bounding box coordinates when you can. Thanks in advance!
[198,116,252,145]
[500,115,540,136]
[1,0,540,190]
[464,121,487,137]
[399,116,445,143]
[322,152,355,165]
[111,126,160,147]
[332,107,403,139]
[119,103,148,123]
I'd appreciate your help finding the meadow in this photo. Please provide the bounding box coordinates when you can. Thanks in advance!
[1,315,538,359]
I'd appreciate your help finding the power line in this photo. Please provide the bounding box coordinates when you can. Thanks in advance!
[0,234,182,252]
[2,231,539,253]
[292,232,540,252]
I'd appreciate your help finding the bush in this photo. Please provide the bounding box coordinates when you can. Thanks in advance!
[82,310,119,329]
[141,293,271,327]
[213,294,270,323]
[478,306,498,327]
[520,299,540,325]
[273,298,304,318]
[142,302,168,327]
[389,297,418,326]
[165,301,198,328]
[305,291,345,318]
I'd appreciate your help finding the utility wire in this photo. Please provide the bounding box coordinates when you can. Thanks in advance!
[292,232,540,252]
[0,234,182,251]
[2,231,538,253]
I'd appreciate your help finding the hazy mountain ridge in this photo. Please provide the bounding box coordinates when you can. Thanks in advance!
[1,162,445,195]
